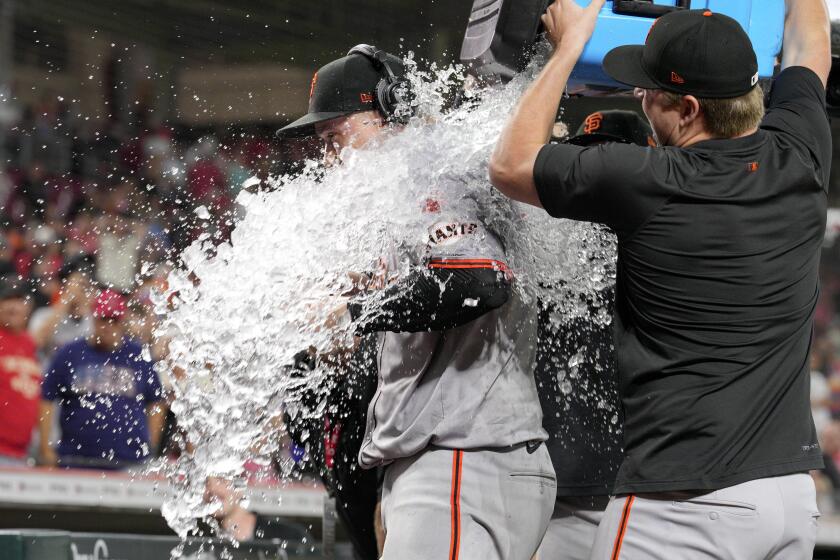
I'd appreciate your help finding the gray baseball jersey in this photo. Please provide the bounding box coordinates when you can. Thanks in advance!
[358,202,547,468]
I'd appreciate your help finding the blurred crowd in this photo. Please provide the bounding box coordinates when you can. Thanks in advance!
[812,241,840,513]
[0,97,305,471]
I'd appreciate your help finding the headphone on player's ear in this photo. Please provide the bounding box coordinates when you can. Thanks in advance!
[347,44,414,124]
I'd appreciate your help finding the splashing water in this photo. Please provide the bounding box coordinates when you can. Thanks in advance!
[154,50,616,538]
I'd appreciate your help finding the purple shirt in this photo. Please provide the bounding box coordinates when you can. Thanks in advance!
[42,338,162,466]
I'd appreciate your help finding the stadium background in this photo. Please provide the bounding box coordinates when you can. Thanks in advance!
[0,1,840,559]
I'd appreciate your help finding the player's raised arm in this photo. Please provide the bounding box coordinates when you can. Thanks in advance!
[781,0,832,86]
[488,0,605,207]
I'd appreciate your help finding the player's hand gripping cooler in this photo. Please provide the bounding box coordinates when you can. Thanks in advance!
[460,0,784,92]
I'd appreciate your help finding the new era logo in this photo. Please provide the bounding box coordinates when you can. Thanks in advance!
[747,162,759,172]
[360,92,374,103]
[670,72,685,85]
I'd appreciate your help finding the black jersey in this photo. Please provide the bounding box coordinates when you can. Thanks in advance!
[534,67,830,494]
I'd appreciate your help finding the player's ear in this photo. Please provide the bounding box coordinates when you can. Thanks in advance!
[680,95,702,127]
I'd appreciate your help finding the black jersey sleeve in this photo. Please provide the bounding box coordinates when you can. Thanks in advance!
[760,66,832,188]
[533,142,674,238]
[347,265,511,334]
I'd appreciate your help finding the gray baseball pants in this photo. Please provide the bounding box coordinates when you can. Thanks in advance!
[589,473,820,560]
[536,495,610,560]
[379,444,556,560]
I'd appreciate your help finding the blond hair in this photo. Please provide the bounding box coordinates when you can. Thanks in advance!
[662,85,765,138]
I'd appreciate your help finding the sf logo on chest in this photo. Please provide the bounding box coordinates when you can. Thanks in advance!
[427,221,479,246]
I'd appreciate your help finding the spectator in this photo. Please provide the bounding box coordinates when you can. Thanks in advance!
[18,95,72,176]
[186,136,227,206]
[124,288,169,364]
[10,161,49,222]
[63,210,99,258]
[220,136,254,195]
[38,289,165,469]
[0,275,41,465]
[29,256,95,358]
[818,421,840,511]
[95,210,147,292]
[826,340,840,420]
[813,352,833,434]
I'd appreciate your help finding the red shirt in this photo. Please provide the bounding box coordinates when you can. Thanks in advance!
[0,328,41,458]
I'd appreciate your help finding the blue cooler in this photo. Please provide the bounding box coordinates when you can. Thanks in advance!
[460,0,784,91]
[569,0,785,92]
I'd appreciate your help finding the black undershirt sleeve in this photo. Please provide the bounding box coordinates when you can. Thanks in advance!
[347,267,511,334]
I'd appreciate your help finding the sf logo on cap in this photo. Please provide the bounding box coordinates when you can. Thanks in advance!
[583,112,603,134]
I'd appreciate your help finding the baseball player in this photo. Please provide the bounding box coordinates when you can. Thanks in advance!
[490,0,832,557]
[277,45,555,560]
[535,110,653,560]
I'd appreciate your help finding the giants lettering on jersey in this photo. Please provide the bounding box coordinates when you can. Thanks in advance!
[427,221,478,246]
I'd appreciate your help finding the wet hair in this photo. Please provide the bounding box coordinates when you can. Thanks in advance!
[663,85,765,139]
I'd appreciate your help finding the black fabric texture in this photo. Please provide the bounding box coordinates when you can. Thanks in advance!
[533,66,830,494]
[326,337,381,560]
[348,267,511,334]
[534,286,623,497]
[283,337,381,560]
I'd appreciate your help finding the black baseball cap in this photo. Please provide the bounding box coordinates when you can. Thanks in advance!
[277,50,404,138]
[567,110,654,147]
[603,9,759,99]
